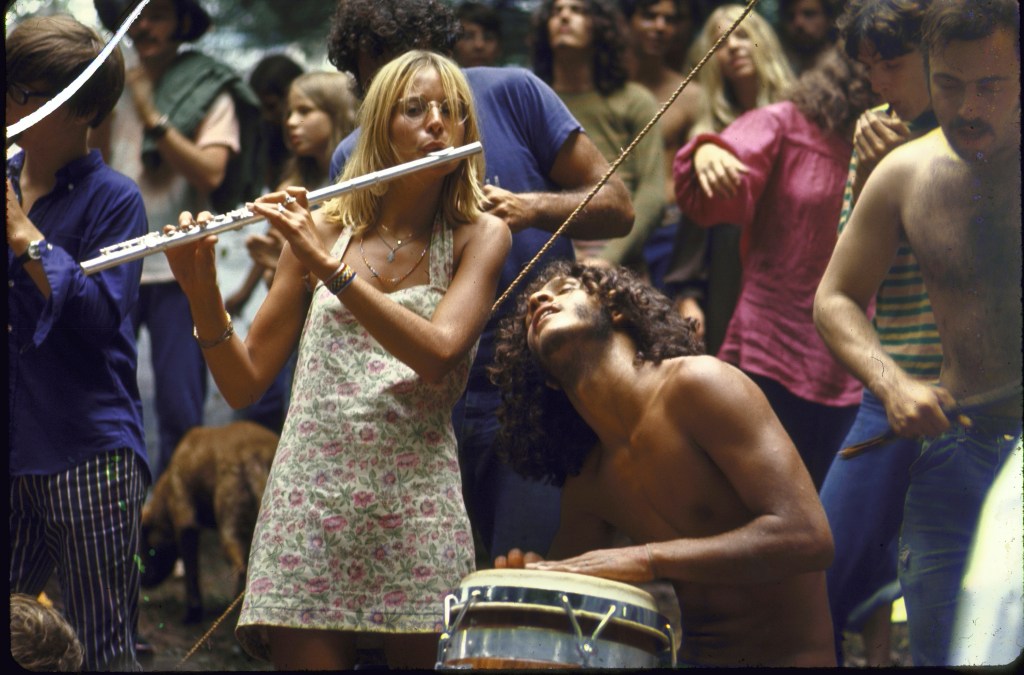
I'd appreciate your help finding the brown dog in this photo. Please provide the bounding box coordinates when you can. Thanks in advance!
[140,421,278,623]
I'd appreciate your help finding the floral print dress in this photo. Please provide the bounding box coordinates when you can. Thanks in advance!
[236,218,476,660]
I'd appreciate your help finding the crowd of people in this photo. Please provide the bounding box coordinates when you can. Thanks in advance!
[7,0,1020,670]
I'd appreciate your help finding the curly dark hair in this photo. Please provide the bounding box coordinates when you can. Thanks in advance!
[488,261,703,486]
[788,48,875,135]
[531,0,629,95]
[838,0,929,61]
[327,0,460,87]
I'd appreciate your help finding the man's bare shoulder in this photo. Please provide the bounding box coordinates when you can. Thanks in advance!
[877,128,949,177]
[658,355,752,404]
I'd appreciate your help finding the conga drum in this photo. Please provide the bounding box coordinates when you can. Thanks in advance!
[436,569,676,669]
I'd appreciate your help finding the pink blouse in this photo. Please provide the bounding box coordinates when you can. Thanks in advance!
[674,101,861,407]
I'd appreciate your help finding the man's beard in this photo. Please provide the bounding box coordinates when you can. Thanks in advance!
[537,303,614,382]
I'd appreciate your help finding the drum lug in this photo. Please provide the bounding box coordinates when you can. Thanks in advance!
[443,593,457,631]
[438,589,481,666]
[668,621,678,667]
[559,594,619,667]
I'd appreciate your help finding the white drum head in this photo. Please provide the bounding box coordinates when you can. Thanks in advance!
[457,568,659,612]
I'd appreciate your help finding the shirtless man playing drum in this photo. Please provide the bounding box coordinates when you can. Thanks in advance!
[488,260,835,666]
[814,0,1021,665]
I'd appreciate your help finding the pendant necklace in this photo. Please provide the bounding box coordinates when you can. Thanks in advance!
[359,233,431,287]
[377,223,426,263]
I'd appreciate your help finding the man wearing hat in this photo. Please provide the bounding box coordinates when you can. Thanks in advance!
[100,0,261,481]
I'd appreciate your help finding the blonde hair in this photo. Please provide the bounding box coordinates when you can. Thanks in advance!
[319,51,484,237]
[278,71,359,190]
[10,594,84,671]
[689,5,795,135]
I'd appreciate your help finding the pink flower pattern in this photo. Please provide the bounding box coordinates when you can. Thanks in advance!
[237,224,476,662]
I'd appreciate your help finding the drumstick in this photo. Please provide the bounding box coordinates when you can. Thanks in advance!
[838,381,1022,459]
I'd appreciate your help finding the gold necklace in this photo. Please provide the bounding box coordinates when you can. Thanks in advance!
[375,225,426,263]
[358,233,430,287]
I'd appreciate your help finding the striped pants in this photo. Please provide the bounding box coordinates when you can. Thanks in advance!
[10,450,148,671]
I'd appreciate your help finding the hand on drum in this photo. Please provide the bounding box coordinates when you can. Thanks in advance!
[497,546,657,584]
[493,548,545,569]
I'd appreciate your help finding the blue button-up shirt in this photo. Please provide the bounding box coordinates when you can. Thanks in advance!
[8,149,150,478]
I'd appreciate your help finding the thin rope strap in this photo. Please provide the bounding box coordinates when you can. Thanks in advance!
[174,589,245,669]
[490,0,762,313]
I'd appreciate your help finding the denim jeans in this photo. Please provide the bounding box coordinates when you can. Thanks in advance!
[132,282,208,479]
[820,389,915,662]
[452,385,561,561]
[898,412,1020,666]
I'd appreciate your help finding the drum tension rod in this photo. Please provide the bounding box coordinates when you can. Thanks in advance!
[559,594,618,664]
[441,591,479,639]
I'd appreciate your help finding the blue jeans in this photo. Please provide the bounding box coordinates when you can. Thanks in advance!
[132,282,208,479]
[820,389,914,663]
[898,412,1020,666]
[643,220,678,293]
[453,386,561,561]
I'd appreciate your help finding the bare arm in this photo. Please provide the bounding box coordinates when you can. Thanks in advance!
[251,188,512,384]
[850,110,911,202]
[163,213,310,409]
[532,359,833,585]
[482,130,634,239]
[814,150,953,436]
[127,68,231,194]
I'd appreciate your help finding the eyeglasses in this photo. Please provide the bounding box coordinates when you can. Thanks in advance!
[7,83,55,106]
[395,96,468,125]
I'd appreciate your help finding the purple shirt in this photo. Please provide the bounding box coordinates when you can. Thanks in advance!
[8,149,149,477]
[674,102,861,407]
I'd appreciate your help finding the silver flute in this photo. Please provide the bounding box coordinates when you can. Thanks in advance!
[80,142,483,275]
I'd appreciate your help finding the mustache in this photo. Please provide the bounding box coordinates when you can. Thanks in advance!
[950,117,993,135]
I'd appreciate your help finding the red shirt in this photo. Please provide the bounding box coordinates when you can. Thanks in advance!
[674,101,861,407]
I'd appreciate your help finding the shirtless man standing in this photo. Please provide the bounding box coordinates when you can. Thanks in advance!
[490,261,836,667]
[814,0,1021,665]
[622,0,702,206]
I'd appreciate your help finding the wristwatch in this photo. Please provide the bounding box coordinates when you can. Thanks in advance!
[16,239,47,264]
[144,113,171,140]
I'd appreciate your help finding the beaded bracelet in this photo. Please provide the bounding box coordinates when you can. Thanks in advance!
[193,311,234,349]
[326,262,357,296]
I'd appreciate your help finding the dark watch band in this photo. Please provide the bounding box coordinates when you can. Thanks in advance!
[16,239,47,265]
[145,113,170,139]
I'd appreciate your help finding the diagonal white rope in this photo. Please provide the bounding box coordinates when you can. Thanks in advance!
[490,0,761,313]
[6,0,151,138]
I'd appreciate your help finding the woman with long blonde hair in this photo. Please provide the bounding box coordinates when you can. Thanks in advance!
[277,71,359,190]
[665,4,796,354]
[689,4,796,136]
[164,50,510,670]
[228,70,359,312]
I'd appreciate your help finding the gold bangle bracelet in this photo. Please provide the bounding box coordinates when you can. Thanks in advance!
[193,311,234,349]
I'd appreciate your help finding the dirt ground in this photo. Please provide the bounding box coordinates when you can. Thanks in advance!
[135,530,270,672]
[42,528,910,670]
[130,530,910,671]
